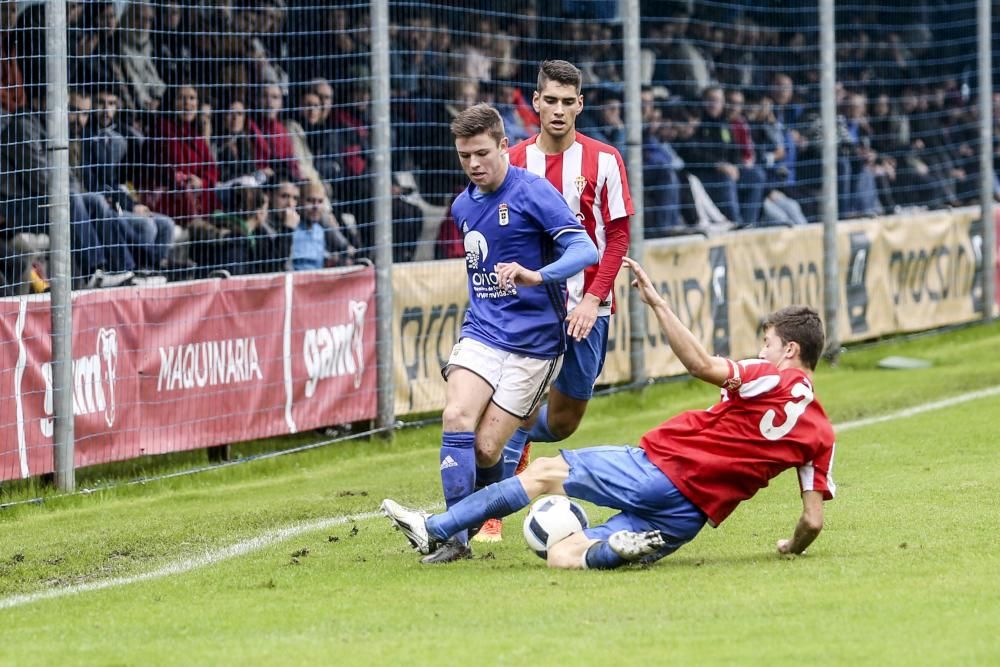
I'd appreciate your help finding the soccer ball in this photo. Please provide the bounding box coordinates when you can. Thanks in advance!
[522,496,589,559]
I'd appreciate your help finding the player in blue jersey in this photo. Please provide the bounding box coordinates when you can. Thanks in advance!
[412,103,598,564]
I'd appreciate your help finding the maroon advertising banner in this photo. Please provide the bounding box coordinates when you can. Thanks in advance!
[0,267,376,482]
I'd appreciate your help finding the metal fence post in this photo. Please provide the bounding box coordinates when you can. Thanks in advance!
[45,0,74,490]
[979,0,996,322]
[819,0,841,360]
[622,0,647,385]
[371,0,395,435]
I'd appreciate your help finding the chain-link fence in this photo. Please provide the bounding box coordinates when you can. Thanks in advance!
[0,0,995,487]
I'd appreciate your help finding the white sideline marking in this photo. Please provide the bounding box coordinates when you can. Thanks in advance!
[833,384,1000,433]
[0,510,382,611]
[3,384,999,611]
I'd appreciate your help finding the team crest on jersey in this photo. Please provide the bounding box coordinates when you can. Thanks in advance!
[498,203,509,226]
[574,175,586,195]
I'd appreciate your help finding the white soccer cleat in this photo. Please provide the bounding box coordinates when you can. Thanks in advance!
[380,499,437,555]
[607,530,666,562]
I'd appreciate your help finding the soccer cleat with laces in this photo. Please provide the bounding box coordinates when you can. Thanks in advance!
[607,530,666,562]
[380,499,439,555]
[420,537,473,564]
[471,518,503,543]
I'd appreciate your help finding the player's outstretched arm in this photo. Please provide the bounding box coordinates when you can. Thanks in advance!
[622,257,731,387]
[776,490,824,555]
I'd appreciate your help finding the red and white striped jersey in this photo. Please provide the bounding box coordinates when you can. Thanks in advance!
[641,359,837,526]
[509,133,633,316]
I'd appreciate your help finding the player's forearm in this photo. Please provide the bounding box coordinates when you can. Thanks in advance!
[649,301,715,379]
[783,514,822,554]
[585,218,630,302]
[538,232,598,284]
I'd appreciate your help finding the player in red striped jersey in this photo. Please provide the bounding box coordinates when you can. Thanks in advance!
[473,61,634,542]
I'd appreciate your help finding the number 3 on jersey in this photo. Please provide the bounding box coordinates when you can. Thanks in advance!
[759,381,814,440]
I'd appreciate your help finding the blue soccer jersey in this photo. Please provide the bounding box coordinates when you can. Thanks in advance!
[451,165,586,359]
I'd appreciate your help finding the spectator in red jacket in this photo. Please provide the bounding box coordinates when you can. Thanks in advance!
[255,83,301,181]
[154,84,220,225]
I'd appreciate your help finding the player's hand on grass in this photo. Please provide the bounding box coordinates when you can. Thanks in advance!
[622,257,666,308]
[566,294,600,341]
[495,262,542,289]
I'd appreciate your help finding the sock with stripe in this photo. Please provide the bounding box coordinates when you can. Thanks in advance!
[427,476,531,542]
[500,428,531,479]
[439,431,476,544]
[583,540,626,570]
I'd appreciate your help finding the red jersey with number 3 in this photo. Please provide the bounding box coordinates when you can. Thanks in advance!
[641,359,836,526]
[508,133,633,316]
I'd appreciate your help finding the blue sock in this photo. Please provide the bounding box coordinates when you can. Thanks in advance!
[427,477,531,541]
[501,428,531,479]
[439,431,476,544]
[584,541,626,570]
[475,459,504,490]
[526,404,559,443]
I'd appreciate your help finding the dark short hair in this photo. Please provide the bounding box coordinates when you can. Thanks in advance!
[763,306,825,370]
[450,103,505,144]
[537,60,582,94]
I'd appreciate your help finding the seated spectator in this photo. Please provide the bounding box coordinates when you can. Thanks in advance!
[641,89,683,236]
[726,88,769,225]
[256,84,302,181]
[839,91,884,217]
[589,92,627,157]
[293,181,356,270]
[118,1,166,113]
[192,184,288,276]
[677,86,764,227]
[1,0,25,115]
[71,1,137,113]
[151,2,193,88]
[69,89,174,270]
[212,99,271,185]
[284,89,342,185]
[2,6,133,289]
[152,85,220,227]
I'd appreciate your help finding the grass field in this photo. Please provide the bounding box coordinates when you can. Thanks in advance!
[2,323,1000,666]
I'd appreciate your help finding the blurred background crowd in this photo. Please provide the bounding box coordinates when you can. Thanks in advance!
[0,0,994,293]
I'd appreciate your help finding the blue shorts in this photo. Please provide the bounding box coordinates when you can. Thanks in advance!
[551,315,610,401]
[561,446,707,562]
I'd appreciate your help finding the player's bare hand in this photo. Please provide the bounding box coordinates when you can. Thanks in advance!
[622,257,665,308]
[566,294,600,341]
[495,262,542,289]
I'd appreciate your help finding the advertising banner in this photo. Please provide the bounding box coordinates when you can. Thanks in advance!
[0,267,376,482]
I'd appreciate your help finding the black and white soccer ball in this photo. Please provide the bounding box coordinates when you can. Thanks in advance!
[522,496,589,559]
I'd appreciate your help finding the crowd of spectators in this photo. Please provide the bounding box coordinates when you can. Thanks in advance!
[0,0,993,293]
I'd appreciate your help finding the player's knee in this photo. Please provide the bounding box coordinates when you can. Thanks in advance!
[546,404,586,440]
[474,445,500,468]
[548,414,582,440]
[521,455,569,494]
[441,403,477,432]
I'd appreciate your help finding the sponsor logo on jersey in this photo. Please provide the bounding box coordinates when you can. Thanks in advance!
[302,300,368,397]
[41,327,119,437]
[464,230,488,270]
[156,336,264,393]
[498,203,509,226]
[463,231,516,299]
